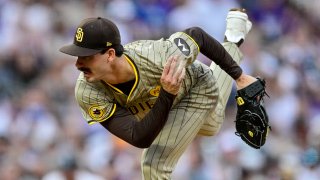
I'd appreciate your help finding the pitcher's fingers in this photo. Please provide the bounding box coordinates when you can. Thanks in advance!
[172,56,185,77]
[162,56,174,78]
[167,56,177,78]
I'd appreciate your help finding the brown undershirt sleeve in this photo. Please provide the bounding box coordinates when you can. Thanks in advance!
[183,27,242,80]
[100,88,175,148]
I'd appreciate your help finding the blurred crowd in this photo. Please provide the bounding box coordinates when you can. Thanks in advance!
[0,0,320,179]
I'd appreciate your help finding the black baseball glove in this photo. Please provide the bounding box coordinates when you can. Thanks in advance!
[235,78,270,149]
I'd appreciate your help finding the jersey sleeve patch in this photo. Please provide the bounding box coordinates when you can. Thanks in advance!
[87,103,116,124]
[89,105,106,120]
[174,38,191,56]
[167,32,199,65]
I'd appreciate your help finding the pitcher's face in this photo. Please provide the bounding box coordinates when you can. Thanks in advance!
[75,52,110,82]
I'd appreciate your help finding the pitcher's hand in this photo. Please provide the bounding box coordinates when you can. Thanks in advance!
[161,56,186,95]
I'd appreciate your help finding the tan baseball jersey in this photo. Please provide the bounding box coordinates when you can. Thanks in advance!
[75,31,214,124]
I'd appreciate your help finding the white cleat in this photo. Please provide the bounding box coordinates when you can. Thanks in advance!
[224,8,252,44]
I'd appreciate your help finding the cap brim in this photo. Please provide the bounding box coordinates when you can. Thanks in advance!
[59,44,101,57]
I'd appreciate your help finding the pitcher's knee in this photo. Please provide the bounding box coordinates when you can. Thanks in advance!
[198,121,223,136]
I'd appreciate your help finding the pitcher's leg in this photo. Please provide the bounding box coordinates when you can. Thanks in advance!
[212,8,252,102]
[210,42,243,107]
[199,8,252,136]
[199,42,243,136]
[141,107,209,180]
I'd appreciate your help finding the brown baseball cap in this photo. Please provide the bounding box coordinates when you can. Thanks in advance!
[59,17,121,57]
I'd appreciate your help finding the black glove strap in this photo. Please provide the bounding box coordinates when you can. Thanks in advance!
[238,78,265,98]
